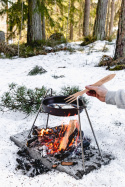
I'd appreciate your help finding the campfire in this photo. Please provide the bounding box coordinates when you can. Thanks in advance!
[27,120,87,162]
[10,93,114,179]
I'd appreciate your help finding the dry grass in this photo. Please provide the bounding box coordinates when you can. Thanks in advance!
[0,42,17,57]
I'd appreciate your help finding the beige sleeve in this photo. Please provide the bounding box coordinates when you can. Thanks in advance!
[105,90,125,109]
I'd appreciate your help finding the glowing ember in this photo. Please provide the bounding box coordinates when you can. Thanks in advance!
[29,120,80,155]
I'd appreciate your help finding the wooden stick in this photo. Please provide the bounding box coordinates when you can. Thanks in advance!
[61,161,77,166]
[59,120,76,151]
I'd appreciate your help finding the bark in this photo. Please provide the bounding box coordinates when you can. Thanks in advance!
[114,0,125,59]
[42,16,46,40]
[109,0,115,36]
[27,0,42,43]
[6,2,8,43]
[93,0,108,40]
[78,21,82,38]
[83,0,90,36]
[42,0,46,40]
[69,21,73,40]
[66,0,70,42]
[69,0,74,40]
[78,0,84,38]
[106,0,110,37]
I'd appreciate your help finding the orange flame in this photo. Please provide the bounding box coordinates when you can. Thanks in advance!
[38,120,79,155]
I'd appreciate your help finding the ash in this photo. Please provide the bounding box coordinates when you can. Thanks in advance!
[16,145,114,178]
[16,147,50,177]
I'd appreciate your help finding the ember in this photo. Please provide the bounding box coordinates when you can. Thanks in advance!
[27,120,81,156]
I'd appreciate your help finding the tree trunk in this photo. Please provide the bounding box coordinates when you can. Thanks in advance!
[42,16,46,40]
[27,0,42,44]
[66,0,70,42]
[69,22,73,40]
[6,1,8,44]
[78,0,84,38]
[106,0,110,37]
[42,0,46,40]
[109,0,115,36]
[93,0,108,40]
[69,0,74,40]
[114,0,125,59]
[83,0,90,36]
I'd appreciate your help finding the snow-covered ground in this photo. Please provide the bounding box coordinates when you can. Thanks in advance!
[0,40,125,187]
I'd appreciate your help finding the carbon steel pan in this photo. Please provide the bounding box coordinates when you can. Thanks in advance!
[42,96,84,116]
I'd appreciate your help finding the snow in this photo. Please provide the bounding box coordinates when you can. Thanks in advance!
[0,40,125,187]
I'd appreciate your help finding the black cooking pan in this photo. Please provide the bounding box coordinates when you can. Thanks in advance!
[42,96,84,116]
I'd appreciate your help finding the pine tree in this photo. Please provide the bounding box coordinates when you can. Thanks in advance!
[106,0,110,37]
[114,0,125,59]
[93,0,108,40]
[27,0,42,43]
[109,0,115,36]
[83,0,90,36]
[69,0,74,40]
[42,0,46,40]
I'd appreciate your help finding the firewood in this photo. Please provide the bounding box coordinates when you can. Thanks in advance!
[59,120,77,151]
[27,136,38,147]
[61,161,77,166]
[52,164,58,168]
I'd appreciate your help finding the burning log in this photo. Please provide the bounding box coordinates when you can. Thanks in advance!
[27,120,79,156]
[59,120,78,151]
[27,136,38,147]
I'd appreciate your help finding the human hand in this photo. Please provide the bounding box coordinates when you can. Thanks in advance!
[85,85,108,102]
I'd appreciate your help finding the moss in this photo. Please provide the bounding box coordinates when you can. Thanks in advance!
[104,35,114,42]
[109,65,125,71]
[80,35,97,46]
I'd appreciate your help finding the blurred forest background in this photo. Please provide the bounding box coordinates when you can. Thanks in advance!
[0,0,125,62]
[0,0,121,43]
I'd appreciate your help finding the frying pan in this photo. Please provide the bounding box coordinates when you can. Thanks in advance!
[42,96,84,116]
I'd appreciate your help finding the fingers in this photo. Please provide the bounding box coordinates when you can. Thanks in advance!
[86,91,96,97]
[85,85,99,91]
[85,85,98,97]
[85,84,108,102]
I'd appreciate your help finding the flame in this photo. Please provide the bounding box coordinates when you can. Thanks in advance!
[37,119,79,155]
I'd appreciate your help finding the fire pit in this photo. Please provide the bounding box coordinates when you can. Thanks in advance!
[10,88,114,179]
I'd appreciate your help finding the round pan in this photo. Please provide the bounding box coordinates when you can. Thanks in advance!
[42,96,84,116]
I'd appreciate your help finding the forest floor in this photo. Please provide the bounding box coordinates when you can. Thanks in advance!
[0,39,125,187]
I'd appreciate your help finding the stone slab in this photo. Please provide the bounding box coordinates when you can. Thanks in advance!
[10,127,114,179]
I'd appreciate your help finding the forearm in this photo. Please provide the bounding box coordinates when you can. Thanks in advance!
[105,90,125,109]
